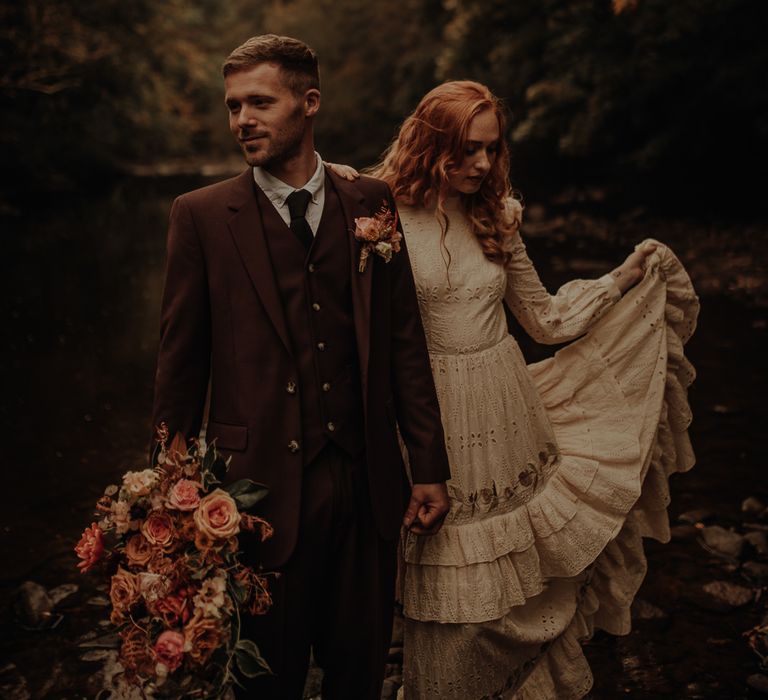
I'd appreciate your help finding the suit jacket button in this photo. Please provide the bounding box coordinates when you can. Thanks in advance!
[317,342,326,351]
[322,382,331,392]
[288,440,300,452]
[308,263,316,273]
[326,422,336,432]
[286,381,297,394]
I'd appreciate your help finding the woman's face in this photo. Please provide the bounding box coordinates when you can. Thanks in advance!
[446,108,500,195]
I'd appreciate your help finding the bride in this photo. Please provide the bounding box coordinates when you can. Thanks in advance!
[334,79,698,698]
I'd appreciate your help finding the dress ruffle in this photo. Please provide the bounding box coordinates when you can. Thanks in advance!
[399,239,699,700]
[401,243,697,631]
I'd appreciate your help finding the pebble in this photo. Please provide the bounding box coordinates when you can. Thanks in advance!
[701,581,754,609]
[743,561,768,580]
[700,525,745,559]
[13,581,54,628]
[670,524,699,541]
[678,509,715,525]
[747,674,768,694]
[48,583,79,606]
[746,531,768,555]
[86,595,110,607]
[631,598,668,620]
[742,496,766,514]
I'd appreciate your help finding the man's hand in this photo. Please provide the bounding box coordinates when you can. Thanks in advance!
[403,482,450,535]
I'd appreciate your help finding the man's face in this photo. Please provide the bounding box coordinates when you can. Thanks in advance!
[224,63,314,168]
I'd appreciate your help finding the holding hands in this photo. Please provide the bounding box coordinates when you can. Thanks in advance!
[404,482,450,535]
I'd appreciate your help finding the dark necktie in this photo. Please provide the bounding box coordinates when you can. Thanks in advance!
[285,189,314,251]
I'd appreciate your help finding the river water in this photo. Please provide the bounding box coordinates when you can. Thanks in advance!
[1,175,766,698]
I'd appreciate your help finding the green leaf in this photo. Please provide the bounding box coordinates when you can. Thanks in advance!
[224,479,269,510]
[234,639,271,678]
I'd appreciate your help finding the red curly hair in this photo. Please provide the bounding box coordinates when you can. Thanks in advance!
[368,80,521,267]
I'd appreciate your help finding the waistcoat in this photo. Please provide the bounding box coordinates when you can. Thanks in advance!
[256,175,365,465]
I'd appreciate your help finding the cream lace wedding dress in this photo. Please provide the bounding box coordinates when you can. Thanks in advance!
[397,198,698,699]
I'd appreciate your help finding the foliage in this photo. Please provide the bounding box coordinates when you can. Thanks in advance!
[3,0,766,207]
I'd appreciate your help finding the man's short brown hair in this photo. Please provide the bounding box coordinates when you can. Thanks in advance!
[222,34,320,95]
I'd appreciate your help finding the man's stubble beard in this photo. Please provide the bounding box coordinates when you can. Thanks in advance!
[243,103,307,170]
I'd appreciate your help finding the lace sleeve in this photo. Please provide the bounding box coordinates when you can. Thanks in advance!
[503,220,622,344]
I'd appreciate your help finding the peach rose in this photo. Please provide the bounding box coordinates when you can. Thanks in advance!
[124,533,154,568]
[194,489,240,540]
[110,567,140,623]
[354,216,380,242]
[75,522,104,573]
[141,512,175,550]
[183,611,223,666]
[154,629,185,673]
[167,479,201,511]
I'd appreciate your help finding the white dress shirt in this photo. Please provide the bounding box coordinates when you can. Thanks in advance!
[252,152,326,235]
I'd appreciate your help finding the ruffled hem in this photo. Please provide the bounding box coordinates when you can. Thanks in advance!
[401,241,699,625]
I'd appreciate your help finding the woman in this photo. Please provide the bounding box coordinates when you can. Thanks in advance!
[334,80,698,698]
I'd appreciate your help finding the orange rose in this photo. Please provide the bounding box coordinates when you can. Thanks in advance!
[183,611,223,666]
[154,591,192,627]
[110,567,140,623]
[141,512,175,551]
[75,522,104,573]
[194,489,240,540]
[154,629,185,673]
[124,534,154,568]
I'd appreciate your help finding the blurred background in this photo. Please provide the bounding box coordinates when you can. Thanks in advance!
[1,0,767,697]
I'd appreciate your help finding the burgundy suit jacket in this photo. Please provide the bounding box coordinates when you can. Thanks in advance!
[152,167,450,567]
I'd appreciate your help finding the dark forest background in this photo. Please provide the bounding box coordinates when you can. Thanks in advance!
[2,2,768,697]
[2,0,767,211]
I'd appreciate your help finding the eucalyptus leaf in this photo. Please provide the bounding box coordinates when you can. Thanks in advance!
[78,631,121,649]
[224,480,269,510]
[234,639,271,678]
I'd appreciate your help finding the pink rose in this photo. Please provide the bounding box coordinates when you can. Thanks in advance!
[141,512,175,550]
[194,489,240,540]
[153,630,185,673]
[75,522,104,573]
[167,479,201,511]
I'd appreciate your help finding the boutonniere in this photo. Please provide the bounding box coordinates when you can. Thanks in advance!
[353,202,402,273]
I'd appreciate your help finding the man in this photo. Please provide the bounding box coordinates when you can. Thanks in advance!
[152,34,450,698]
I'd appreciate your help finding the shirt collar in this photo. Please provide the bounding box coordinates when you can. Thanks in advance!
[252,152,325,208]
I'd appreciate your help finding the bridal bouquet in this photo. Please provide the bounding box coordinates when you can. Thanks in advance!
[75,424,273,697]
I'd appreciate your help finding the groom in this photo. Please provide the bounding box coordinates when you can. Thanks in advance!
[152,34,450,698]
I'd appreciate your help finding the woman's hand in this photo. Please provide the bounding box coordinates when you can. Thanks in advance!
[610,242,658,294]
[324,161,360,181]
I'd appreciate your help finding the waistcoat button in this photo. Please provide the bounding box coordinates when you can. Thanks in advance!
[286,381,296,394]
[317,341,326,351]
[322,382,331,392]
[287,440,300,452]
[327,422,336,432]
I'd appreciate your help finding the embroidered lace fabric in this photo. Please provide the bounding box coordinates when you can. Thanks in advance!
[396,198,698,699]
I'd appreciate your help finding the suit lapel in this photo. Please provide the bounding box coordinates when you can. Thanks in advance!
[327,169,373,395]
[226,170,293,357]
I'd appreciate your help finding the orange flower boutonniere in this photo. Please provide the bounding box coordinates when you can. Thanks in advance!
[353,203,402,273]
